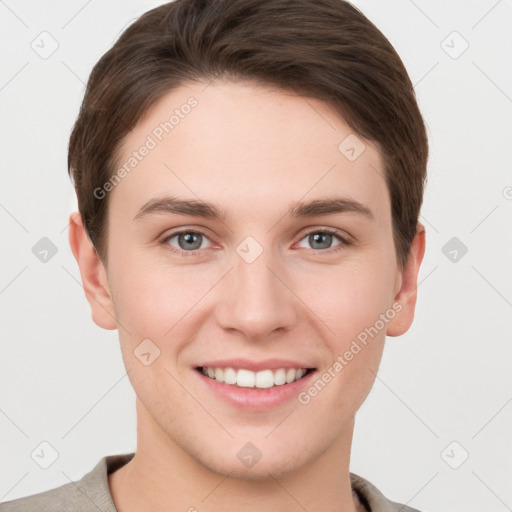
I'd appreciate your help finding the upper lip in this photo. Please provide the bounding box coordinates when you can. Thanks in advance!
[196,358,315,372]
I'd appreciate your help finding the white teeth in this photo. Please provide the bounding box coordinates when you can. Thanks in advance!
[223,367,237,385]
[214,367,224,382]
[200,366,310,388]
[285,368,296,383]
[237,369,255,387]
[255,369,274,389]
[274,368,286,385]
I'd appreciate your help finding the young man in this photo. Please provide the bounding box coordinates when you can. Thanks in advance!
[0,0,428,511]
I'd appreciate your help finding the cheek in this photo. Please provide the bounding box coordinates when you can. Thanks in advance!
[311,261,395,408]
[299,257,395,340]
[108,255,212,337]
[108,258,204,411]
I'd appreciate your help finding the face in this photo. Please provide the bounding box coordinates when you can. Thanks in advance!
[72,79,424,480]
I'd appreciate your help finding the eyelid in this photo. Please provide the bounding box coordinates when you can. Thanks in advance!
[294,227,352,251]
[160,227,216,255]
[160,226,352,257]
[298,226,351,241]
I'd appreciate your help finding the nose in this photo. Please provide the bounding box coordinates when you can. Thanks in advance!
[214,245,298,341]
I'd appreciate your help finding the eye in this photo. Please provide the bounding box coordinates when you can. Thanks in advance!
[296,229,351,252]
[162,230,212,256]
[161,227,351,257]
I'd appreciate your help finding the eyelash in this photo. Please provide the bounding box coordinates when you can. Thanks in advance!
[160,228,352,258]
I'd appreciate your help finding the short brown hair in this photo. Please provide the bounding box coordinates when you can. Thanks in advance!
[68,0,428,269]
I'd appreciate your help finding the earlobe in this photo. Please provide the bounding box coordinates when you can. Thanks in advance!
[386,223,426,337]
[68,211,118,330]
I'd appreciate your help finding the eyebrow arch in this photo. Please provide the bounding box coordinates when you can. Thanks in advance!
[133,195,374,222]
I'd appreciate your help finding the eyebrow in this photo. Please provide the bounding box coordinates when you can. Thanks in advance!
[133,195,374,222]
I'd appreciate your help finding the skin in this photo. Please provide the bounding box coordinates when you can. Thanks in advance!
[69,79,425,512]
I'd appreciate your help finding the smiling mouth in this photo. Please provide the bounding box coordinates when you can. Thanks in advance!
[196,366,315,389]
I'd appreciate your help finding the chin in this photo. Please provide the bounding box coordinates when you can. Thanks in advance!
[197,443,310,481]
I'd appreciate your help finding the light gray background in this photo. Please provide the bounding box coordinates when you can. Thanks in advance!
[1,1,511,510]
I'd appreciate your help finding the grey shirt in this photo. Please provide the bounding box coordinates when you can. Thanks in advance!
[0,452,422,512]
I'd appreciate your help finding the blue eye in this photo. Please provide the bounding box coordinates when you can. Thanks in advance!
[162,231,211,254]
[297,230,348,251]
[161,228,351,257]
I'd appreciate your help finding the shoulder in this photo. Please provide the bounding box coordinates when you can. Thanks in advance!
[0,479,91,512]
[0,453,134,512]
[350,472,425,512]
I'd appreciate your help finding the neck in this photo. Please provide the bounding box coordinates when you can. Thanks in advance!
[109,399,362,512]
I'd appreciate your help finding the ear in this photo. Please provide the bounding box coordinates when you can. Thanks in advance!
[386,222,426,337]
[68,211,117,330]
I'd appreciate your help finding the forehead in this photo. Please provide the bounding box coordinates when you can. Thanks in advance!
[110,79,389,224]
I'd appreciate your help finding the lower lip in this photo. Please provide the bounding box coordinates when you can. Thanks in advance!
[194,368,317,410]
